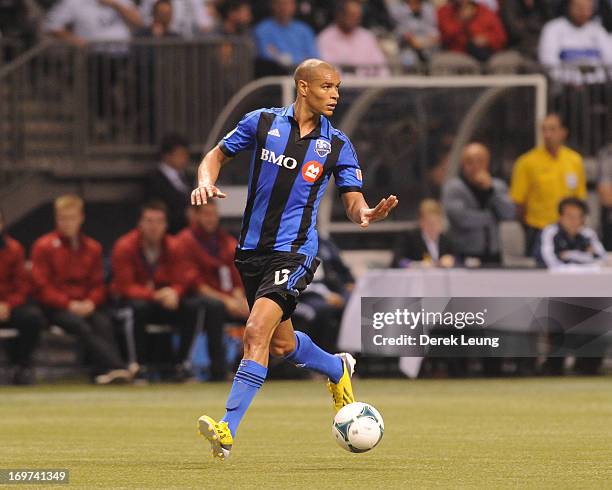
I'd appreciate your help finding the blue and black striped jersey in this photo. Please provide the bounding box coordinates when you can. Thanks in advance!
[219,104,363,256]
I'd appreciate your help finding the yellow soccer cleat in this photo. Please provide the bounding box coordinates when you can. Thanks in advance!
[327,353,356,413]
[197,415,233,461]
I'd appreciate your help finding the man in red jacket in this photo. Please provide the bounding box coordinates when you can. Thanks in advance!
[0,210,44,384]
[177,202,246,380]
[31,195,130,384]
[438,0,507,61]
[111,200,198,381]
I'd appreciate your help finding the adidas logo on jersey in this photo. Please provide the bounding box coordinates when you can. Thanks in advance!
[268,128,281,137]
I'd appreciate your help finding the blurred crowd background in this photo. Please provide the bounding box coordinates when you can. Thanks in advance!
[1,0,612,385]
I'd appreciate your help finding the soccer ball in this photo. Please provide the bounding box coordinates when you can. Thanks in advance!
[332,402,384,453]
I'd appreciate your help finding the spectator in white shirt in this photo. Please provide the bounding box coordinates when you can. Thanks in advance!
[538,0,612,83]
[44,0,142,48]
[317,0,389,77]
[389,0,440,67]
[139,0,214,38]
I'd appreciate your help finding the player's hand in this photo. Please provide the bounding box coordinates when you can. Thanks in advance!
[191,184,227,205]
[359,195,398,228]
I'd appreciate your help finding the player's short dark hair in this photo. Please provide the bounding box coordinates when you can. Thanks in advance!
[159,133,189,157]
[217,0,249,19]
[558,197,588,216]
[141,199,168,217]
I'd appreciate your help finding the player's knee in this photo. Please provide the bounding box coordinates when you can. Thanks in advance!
[243,317,270,352]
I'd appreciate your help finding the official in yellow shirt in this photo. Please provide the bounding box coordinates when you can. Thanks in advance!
[510,113,586,253]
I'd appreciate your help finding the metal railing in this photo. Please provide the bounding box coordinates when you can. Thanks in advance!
[545,65,612,157]
[0,38,254,178]
[2,41,612,183]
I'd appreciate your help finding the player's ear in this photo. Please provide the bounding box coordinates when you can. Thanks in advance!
[297,79,308,97]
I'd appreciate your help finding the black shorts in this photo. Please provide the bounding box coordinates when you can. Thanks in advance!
[234,249,320,321]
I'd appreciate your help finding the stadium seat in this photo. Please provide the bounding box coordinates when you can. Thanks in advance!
[429,52,481,76]
[486,50,537,74]
[500,221,537,268]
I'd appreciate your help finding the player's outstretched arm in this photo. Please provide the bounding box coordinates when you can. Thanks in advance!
[191,145,231,205]
[341,192,398,228]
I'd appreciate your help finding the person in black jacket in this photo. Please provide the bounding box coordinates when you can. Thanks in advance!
[392,199,455,268]
[146,133,193,234]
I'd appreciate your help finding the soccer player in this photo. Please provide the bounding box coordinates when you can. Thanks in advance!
[191,58,398,460]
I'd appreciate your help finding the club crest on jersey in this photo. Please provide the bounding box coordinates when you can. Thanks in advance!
[315,139,331,158]
[302,161,324,183]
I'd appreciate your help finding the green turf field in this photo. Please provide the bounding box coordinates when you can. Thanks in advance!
[1,378,611,489]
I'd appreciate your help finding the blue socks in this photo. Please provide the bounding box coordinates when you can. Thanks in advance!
[284,331,343,383]
[222,359,267,437]
[220,333,341,438]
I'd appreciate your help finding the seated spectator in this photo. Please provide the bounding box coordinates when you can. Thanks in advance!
[44,0,142,48]
[254,0,319,75]
[293,0,334,32]
[500,0,552,60]
[135,0,178,38]
[139,0,213,38]
[252,0,394,33]
[317,0,389,76]
[0,210,44,385]
[596,142,612,250]
[294,237,354,353]
[437,0,507,61]
[146,133,193,235]
[176,202,245,380]
[212,1,254,94]
[214,0,253,36]
[389,0,440,67]
[536,197,606,376]
[536,197,605,267]
[538,0,612,83]
[392,199,455,268]
[31,195,131,384]
[442,143,515,265]
[111,201,199,381]
[510,113,586,255]
[361,0,395,32]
